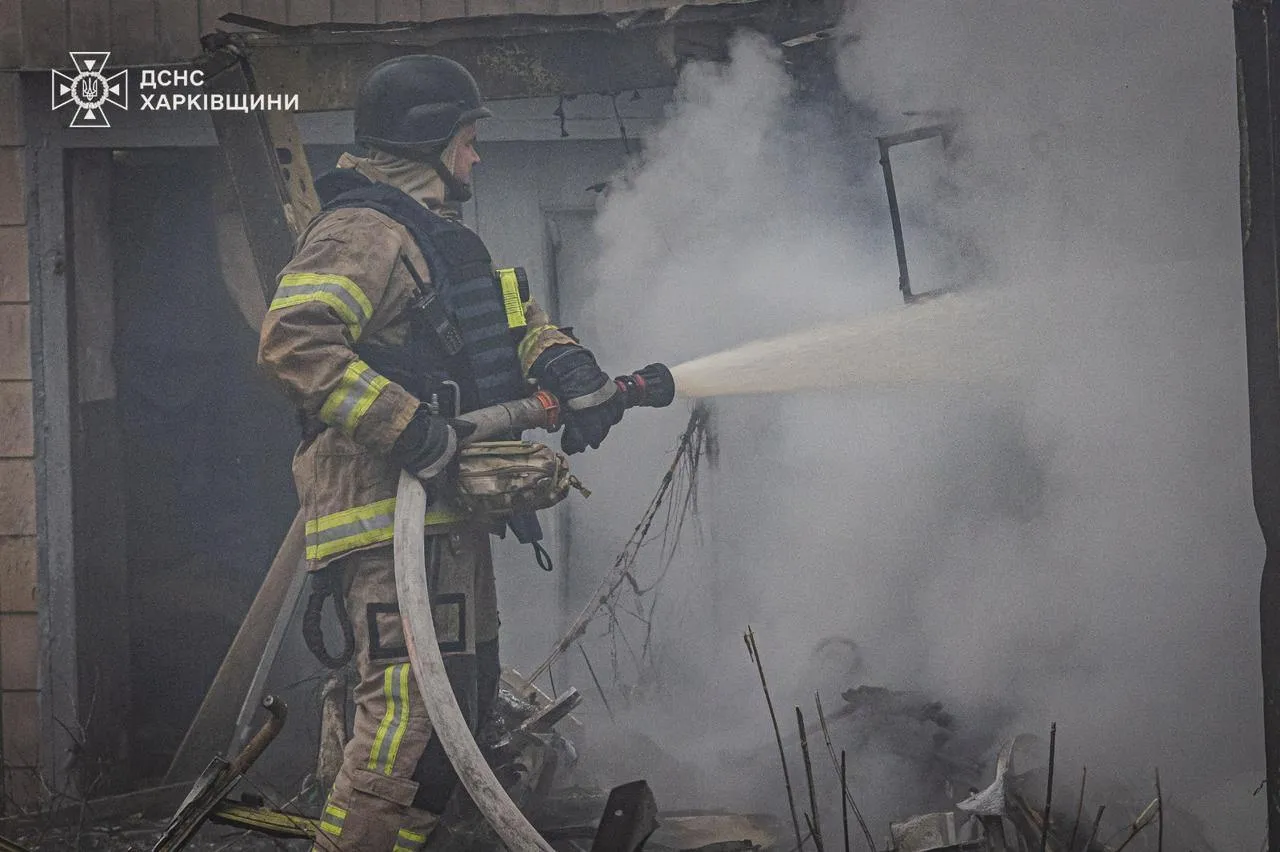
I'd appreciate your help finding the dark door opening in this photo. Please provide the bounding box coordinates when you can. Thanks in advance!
[72,148,299,783]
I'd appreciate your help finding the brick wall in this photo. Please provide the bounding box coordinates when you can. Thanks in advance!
[0,70,41,811]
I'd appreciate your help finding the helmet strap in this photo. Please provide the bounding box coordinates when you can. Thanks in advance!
[431,153,473,204]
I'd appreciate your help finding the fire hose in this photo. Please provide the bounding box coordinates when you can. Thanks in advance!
[393,364,674,852]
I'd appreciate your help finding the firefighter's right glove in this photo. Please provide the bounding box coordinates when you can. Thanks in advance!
[390,405,477,484]
[531,344,624,455]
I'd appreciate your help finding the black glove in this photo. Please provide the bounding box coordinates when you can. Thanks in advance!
[389,406,477,483]
[531,345,624,455]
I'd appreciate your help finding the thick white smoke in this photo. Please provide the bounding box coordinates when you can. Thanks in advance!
[562,3,1261,848]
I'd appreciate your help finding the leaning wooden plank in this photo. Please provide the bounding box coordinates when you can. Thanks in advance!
[209,802,317,839]
[163,510,305,785]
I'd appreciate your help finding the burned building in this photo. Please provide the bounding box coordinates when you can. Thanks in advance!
[0,0,838,812]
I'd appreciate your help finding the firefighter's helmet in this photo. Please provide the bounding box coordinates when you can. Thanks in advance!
[354,55,492,160]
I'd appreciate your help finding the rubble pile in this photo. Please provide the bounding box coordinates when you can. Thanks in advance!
[718,671,1226,852]
[0,673,1227,851]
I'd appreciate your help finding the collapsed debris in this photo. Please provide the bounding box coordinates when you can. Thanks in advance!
[0,660,1230,852]
[727,629,1226,852]
[867,729,1219,852]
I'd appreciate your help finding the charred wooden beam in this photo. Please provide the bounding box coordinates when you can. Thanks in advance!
[198,0,842,110]
[192,48,297,302]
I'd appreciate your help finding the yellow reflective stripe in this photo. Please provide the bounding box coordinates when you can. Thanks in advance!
[269,291,363,341]
[303,498,467,562]
[316,799,346,838]
[366,665,398,771]
[384,662,413,773]
[517,322,557,367]
[276,272,374,320]
[310,498,397,534]
[319,359,390,435]
[497,269,528,329]
[280,272,374,313]
[367,663,410,774]
[395,826,429,852]
[271,273,373,342]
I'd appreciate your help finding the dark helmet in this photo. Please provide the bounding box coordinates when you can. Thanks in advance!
[354,55,492,161]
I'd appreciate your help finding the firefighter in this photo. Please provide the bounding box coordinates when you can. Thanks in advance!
[258,54,624,851]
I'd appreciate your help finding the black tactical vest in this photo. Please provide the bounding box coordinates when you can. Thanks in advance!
[313,170,546,546]
[315,169,527,415]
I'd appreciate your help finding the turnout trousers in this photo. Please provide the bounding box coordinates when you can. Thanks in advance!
[311,527,500,852]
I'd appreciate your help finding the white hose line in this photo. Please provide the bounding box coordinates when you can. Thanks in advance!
[393,472,556,852]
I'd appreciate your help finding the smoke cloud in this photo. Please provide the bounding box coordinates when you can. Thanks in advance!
[562,2,1261,848]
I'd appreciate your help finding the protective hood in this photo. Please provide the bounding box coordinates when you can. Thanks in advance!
[336,134,470,215]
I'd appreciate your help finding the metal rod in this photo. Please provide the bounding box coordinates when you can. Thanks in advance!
[815,693,876,852]
[1067,766,1086,852]
[1084,805,1105,852]
[228,567,307,757]
[840,750,850,852]
[797,707,825,852]
[579,644,615,723]
[165,511,306,785]
[1039,723,1057,852]
[877,139,911,301]
[745,628,804,852]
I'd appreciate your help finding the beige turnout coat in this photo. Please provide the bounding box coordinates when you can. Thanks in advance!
[259,168,573,570]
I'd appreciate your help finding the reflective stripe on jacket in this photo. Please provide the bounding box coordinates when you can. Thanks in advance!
[259,203,574,569]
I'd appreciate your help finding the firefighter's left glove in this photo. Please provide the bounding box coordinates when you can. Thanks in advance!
[390,405,477,484]
[531,344,624,455]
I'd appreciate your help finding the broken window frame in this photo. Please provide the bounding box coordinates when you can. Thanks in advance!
[876,123,955,304]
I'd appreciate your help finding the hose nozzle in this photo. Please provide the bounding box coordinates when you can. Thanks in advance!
[615,363,676,409]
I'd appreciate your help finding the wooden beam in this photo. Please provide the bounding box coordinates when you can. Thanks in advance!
[241,29,682,108]
[25,77,80,804]
[220,0,841,108]
[195,47,299,301]
[163,512,304,784]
